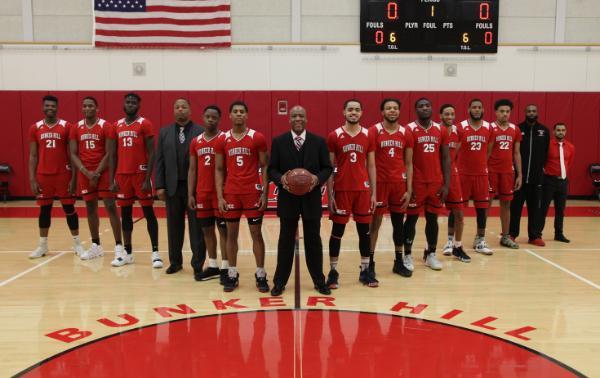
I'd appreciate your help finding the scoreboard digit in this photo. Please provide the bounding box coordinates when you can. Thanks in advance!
[360,0,499,53]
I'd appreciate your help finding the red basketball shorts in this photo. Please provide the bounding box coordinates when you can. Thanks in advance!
[115,173,154,207]
[407,181,445,215]
[330,190,372,224]
[196,191,220,219]
[78,171,113,202]
[489,171,515,201]
[36,172,76,206]
[459,174,489,208]
[445,174,464,210]
[375,181,407,215]
[223,192,263,220]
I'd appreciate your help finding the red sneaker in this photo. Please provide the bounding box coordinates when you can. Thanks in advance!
[528,238,546,247]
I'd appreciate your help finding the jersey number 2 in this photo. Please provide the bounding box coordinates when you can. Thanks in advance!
[204,155,211,166]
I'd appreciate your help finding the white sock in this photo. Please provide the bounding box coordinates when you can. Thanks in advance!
[256,267,266,278]
[208,258,218,268]
[228,266,238,278]
[447,235,454,242]
[39,236,48,245]
[221,260,229,269]
[360,257,369,271]
[330,260,338,270]
[72,235,81,244]
[454,240,462,247]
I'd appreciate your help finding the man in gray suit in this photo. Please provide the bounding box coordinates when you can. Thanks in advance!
[155,98,206,278]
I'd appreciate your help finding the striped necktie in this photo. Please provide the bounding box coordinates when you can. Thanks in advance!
[295,136,303,151]
[179,127,185,144]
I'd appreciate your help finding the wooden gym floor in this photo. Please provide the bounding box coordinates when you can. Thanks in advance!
[0,200,598,377]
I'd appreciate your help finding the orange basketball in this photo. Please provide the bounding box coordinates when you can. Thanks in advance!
[286,168,313,196]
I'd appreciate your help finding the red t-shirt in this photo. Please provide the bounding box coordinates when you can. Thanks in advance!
[113,117,154,174]
[214,128,267,195]
[29,119,72,175]
[489,122,522,174]
[69,118,113,171]
[446,124,460,176]
[406,121,447,184]
[327,126,373,192]
[458,120,492,176]
[189,131,223,193]
[368,122,413,183]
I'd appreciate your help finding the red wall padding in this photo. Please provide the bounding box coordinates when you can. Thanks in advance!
[1,91,598,197]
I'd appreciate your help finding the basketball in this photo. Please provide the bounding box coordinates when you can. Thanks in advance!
[286,168,314,196]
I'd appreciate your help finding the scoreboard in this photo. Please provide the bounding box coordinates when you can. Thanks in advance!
[360,0,499,53]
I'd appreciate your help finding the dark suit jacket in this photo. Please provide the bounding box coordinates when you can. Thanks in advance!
[155,122,204,196]
[268,131,332,219]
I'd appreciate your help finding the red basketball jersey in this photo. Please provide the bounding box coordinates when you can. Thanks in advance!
[214,128,267,195]
[458,120,492,175]
[368,122,413,183]
[327,126,373,192]
[489,122,522,173]
[190,131,223,193]
[29,119,72,175]
[407,121,447,184]
[70,118,113,170]
[446,124,460,175]
[114,117,154,174]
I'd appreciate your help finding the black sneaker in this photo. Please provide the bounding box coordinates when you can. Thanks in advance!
[219,269,228,285]
[368,261,377,278]
[255,274,270,293]
[392,259,413,277]
[452,246,471,263]
[196,267,221,281]
[326,269,339,289]
[314,283,332,295]
[359,268,379,287]
[223,273,239,292]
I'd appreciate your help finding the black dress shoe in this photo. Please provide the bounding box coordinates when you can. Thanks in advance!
[270,285,285,296]
[314,284,332,295]
[554,235,571,243]
[166,265,182,274]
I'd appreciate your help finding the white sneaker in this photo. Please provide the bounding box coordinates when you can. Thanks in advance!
[424,253,443,271]
[74,243,85,256]
[152,251,163,269]
[403,254,414,272]
[442,240,453,256]
[80,243,104,260]
[111,247,134,267]
[475,239,494,255]
[29,244,48,259]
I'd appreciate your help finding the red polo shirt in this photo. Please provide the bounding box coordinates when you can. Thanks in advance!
[544,138,575,178]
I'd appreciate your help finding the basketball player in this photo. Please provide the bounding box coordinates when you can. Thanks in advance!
[439,104,471,262]
[188,105,228,283]
[489,99,522,248]
[404,98,450,271]
[458,99,493,255]
[110,93,162,268]
[69,97,123,260]
[215,101,269,293]
[368,98,414,278]
[28,95,84,258]
[326,99,377,289]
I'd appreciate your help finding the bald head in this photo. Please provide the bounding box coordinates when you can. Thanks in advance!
[289,105,307,135]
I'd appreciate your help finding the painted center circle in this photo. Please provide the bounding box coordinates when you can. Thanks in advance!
[22,310,577,377]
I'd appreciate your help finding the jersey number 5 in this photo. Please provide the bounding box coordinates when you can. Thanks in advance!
[236,155,244,166]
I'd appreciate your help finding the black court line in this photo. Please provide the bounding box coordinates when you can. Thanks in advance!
[14,309,587,378]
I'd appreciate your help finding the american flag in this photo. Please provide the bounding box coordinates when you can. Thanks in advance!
[93,0,231,48]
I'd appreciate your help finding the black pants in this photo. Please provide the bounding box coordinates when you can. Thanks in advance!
[540,175,568,237]
[165,182,206,270]
[510,182,543,240]
[273,216,326,288]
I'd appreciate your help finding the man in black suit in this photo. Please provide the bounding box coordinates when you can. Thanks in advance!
[155,98,206,278]
[268,105,333,296]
